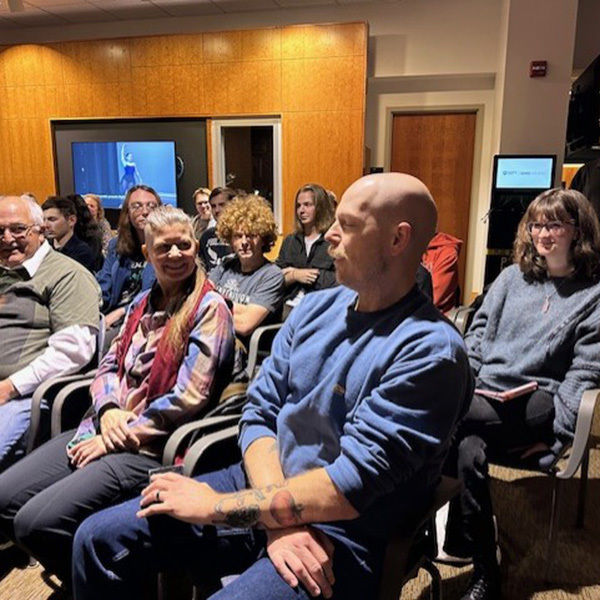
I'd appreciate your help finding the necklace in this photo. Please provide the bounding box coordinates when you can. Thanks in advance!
[541,277,569,313]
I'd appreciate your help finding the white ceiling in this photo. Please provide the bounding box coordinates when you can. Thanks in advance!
[0,0,398,30]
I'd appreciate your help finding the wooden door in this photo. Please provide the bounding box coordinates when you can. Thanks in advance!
[390,111,476,297]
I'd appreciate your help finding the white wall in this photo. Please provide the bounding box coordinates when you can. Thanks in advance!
[496,0,578,168]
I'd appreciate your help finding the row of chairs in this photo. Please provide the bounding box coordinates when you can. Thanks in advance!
[24,307,599,598]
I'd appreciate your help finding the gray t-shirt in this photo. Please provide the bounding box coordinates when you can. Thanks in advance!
[209,257,284,315]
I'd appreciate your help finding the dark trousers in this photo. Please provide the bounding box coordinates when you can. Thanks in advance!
[0,430,161,583]
[444,390,555,569]
[73,462,380,600]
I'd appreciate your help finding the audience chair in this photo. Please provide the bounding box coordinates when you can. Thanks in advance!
[490,387,600,581]
[245,323,282,380]
[446,305,474,336]
[26,315,105,453]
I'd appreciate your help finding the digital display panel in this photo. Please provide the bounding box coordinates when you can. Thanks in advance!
[72,141,177,209]
[495,157,555,190]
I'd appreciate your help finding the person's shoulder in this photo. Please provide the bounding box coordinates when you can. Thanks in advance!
[40,249,100,293]
[405,301,468,362]
[490,264,524,289]
[200,227,217,243]
[42,246,89,274]
[259,260,284,280]
[191,288,235,329]
[106,236,118,251]
[295,285,352,313]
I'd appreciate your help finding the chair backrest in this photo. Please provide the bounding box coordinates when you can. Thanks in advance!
[378,476,461,600]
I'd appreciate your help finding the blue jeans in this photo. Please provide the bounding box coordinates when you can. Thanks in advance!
[0,395,37,472]
[73,462,380,600]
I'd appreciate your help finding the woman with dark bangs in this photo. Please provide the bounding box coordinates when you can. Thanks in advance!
[276,183,336,310]
[443,188,600,600]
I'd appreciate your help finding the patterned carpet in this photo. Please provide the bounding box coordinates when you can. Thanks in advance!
[1,441,599,600]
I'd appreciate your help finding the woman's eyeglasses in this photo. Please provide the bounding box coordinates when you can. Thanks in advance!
[526,220,575,235]
[129,202,159,213]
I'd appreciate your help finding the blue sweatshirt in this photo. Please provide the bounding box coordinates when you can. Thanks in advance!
[239,285,472,543]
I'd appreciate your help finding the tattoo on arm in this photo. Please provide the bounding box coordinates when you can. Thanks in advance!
[211,482,304,530]
[269,490,305,527]
[212,488,267,528]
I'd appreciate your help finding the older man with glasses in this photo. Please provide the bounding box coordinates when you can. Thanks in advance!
[0,194,101,472]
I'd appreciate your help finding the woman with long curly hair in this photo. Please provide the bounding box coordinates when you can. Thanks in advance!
[0,206,235,588]
[443,188,600,600]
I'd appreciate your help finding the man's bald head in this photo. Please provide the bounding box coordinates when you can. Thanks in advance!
[342,172,437,258]
[325,173,437,307]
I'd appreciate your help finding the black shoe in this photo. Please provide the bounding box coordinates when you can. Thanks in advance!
[459,568,501,600]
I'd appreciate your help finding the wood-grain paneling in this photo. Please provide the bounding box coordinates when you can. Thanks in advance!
[0,22,366,233]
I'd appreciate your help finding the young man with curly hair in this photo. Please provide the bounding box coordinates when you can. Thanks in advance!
[209,194,284,340]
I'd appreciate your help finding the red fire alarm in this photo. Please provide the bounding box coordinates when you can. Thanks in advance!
[530,61,547,77]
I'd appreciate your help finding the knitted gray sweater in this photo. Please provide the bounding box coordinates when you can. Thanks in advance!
[466,264,600,442]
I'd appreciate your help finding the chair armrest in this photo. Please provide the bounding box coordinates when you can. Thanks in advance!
[246,323,283,380]
[447,306,474,336]
[162,415,241,466]
[50,377,95,438]
[183,424,240,477]
[27,371,97,454]
[557,388,600,479]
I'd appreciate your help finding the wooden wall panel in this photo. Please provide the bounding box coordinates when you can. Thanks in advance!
[282,110,364,229]
[0,22,366,233]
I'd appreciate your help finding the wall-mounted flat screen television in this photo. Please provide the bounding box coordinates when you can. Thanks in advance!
[493,155,556,191]
[72,141,177,209]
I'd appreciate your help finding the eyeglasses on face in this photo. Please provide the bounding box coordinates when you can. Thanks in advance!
[526,220,576,235]
[129,202,159,213]
[0,223,36,239]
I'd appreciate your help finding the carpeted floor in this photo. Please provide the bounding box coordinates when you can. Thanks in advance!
[1,440,599,600]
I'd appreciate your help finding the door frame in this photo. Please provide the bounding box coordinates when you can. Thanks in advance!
[211,117,283,229]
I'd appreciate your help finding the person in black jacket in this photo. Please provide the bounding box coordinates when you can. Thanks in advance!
[42,196,99,273]
[276,183,337,311]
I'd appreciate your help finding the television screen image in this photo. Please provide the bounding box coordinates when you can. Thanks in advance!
[72,141,177,209]
[495,157,555,190]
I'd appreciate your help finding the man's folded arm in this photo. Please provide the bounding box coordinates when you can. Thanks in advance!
[9,325,97,396]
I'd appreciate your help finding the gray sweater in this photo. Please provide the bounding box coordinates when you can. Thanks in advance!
[466,264,600,442]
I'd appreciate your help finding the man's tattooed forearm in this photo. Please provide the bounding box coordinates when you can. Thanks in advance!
[214,504,261,528]
[269,490,305,527]
[211,482,302,529]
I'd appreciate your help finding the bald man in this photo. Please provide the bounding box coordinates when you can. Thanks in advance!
[0,195,100,471]
[72,174,473,600]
